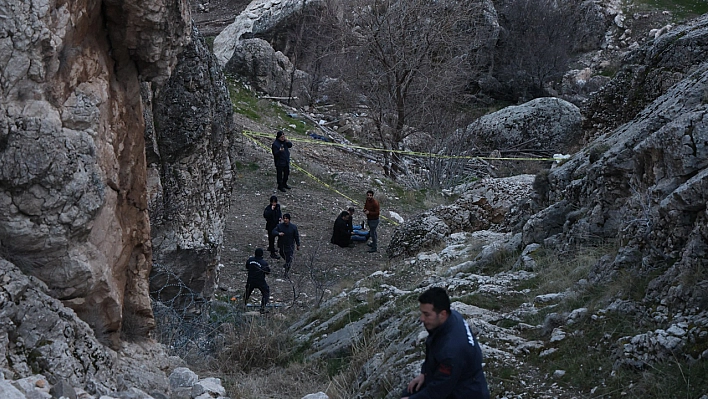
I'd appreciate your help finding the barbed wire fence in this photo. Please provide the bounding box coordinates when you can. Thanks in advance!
[149,263,244,361]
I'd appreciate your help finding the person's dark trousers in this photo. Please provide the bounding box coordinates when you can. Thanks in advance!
[244,281,270,309]
[267,232,277,254]
[276,165,290,188]
[367,219,379,250]
[281,244,295,277]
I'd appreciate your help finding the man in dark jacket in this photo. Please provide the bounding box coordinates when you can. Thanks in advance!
[272,213,300,278]
[263,195,282,259]
[331,211,354,248]
[271,130,293,192]
[402,287,490,399]
[244,248,271,314]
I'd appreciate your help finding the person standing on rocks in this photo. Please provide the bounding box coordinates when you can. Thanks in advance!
[363,190,380,253]
[272,213,300,278]
[271,130,293,192]
[263,195,282,259]
[401,287,489,399]
[244,248,271,314]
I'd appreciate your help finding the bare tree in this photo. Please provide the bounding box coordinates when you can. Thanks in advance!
[494,0,577,101]
[326,0,491,177]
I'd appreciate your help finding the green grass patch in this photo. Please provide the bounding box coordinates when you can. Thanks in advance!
[633,0,708,20]
[234,161,260,171]
[226,76,262,120]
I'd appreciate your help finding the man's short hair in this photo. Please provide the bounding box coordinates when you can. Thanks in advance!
[418,287,451,314]
[348,207,355,213]
[340,210,350,219]
[367,190,374,196]
[255,248,264,257]
[276,130,284,138]
[283,213,291,219]
[270,195,278,203]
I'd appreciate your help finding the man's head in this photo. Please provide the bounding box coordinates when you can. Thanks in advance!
[282,213,291,224]
[270,195,278,204]
[340,210,350,220]
[366,190,374,199]
[276,130,285,141]
[255,248,264,258]
[418,287,451,331]
[347,206,355,216]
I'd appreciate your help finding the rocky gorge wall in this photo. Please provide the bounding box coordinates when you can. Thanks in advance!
[0,0,234,350]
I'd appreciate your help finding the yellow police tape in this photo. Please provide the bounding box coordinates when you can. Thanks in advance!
[241,128,568,227]
[242,129,400,226]
[242,130,563,162]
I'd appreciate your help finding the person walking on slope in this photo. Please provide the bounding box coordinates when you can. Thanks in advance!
[244,248,271,314]
[271,130,293,192]
[401,287,490,399]
[363,190,380,253]
[263,195,282,259]
[272,213,300,277]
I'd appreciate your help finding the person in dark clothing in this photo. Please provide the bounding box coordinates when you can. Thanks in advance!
[363,190,380,252]
[271,130,293,192]
[272,213,300,278]
[263,195,282,259]
[402,287,489,399]
[244,248,271,314]
[331,211,354,248]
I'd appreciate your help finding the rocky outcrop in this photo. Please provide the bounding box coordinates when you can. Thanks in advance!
[525,15,708,315]
[582,13,708,138]
[144,26,235,306]
[0,258,193,398]
[0,0,234,347]
[0,0,190,346]
[212,0,325,67]
[387,175,534,258]
[463,97,582,153]
[224,38,312,105]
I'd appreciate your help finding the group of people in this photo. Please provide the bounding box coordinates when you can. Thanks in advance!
[247,131,490,397]
[330,191,380,253]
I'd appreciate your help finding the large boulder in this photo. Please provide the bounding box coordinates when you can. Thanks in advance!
[212,0,325,66]
[463,97,582,153]
[224,38,312,105]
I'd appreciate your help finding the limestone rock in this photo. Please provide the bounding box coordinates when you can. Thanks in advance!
[388,175,534,257]
[463,97,582,153]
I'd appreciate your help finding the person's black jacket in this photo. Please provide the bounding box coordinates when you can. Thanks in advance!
[331,216,351,247]
[245,256,270,284]
[271,138,292,167]
[411,310,489,399]
[272,222,300,249]
[263,203,282,231]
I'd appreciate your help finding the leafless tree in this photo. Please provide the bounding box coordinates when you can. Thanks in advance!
[324,0,491,178]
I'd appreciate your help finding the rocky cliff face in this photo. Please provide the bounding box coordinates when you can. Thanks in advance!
[530,14,708,314]
[0,0,233,349]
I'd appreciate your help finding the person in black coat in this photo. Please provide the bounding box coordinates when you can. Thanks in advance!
[263,195,282,259]
[272,213,300,278]
[271,130,293,192]
[244,248,271,314]
[331,211,354,248]
[401,287,490,399]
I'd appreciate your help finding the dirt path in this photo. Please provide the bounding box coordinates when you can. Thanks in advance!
[218,116,403,312]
